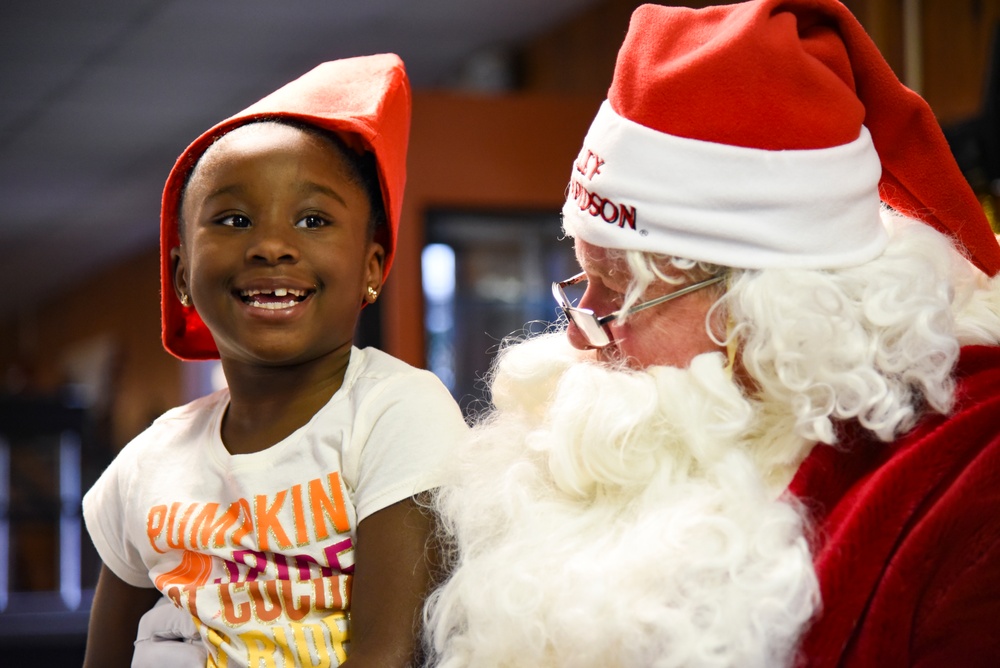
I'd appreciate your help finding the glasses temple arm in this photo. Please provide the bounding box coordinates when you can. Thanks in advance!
[596,274,726,325]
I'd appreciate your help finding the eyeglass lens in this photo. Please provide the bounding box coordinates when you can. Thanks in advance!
[554,279,611,348]
[568,309,610,347]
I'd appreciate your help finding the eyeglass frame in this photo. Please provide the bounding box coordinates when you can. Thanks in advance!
[551,271,726,348]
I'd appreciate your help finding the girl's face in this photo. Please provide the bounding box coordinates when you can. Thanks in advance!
[568,241,724,369]
[172,123,383,368]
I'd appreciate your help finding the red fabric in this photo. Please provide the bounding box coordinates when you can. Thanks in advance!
[610,1,1000,277]
[790,345,1000,666]
[159,54,411,360]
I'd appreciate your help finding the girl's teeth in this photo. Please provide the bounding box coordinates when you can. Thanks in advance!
[249,300,296,310]
[241,288,304,297]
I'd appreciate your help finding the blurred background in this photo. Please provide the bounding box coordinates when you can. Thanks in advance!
[1,0,998,663]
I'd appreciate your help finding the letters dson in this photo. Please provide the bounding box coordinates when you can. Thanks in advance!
[570,147,637,230]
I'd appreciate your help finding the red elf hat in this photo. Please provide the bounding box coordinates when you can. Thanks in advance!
[562,0,1000,275]
[160,54,411,360]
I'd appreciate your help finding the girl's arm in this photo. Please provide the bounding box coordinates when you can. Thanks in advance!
[346,493,441,667]
[83,564,163,668]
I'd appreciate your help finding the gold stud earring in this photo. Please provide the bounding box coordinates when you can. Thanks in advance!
[367,286,378,302]
[180,293,191,307]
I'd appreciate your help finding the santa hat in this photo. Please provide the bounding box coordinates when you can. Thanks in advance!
[160,54,411,360]
[562,0,1000,276]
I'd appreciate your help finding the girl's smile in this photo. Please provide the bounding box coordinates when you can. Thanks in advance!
[234,277,316,315]
[237,285,311,311]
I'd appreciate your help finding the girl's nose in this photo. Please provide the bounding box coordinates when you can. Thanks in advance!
[246,223,298,264]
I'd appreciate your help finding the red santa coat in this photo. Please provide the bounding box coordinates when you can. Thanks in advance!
[790,345,1000,666]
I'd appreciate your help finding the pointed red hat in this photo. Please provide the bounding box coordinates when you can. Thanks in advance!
[563,0,1000,275]
[160,54,411,360]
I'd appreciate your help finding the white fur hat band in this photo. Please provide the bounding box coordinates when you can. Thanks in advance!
[562,101,885,269]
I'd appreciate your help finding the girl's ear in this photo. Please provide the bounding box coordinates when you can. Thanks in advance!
[171,246,192,307]
[363,241,386,303]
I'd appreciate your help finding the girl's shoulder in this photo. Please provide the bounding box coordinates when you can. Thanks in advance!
[339,346,463,419]
[123,388,230,454]
[351,345,417,373]
[348,346,446,387]
[151,387,229,426]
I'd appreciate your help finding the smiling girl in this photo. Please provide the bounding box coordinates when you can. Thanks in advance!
[82,55,467,668]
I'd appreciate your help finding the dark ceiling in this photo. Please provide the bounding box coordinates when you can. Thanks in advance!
[0,0,600,320]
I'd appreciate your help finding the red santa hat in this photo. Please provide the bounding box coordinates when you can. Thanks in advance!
[160,54,411,360]
[562,0,1000,275]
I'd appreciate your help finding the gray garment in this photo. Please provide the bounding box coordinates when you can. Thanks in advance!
[132,596,206,668]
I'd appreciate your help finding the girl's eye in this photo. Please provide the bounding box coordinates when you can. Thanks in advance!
[218,214,251,228]
[295,215,329,229]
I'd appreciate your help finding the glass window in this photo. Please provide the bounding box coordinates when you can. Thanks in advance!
[422,210,577,416]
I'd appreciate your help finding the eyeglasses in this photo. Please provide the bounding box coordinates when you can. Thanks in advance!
[551,271,726,348]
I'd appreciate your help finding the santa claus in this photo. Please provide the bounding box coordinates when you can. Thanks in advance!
[423,1,1000,666]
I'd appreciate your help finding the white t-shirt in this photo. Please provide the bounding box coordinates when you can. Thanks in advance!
[83,347,467,666]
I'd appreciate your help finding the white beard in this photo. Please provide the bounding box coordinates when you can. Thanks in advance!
[425,334,820,668]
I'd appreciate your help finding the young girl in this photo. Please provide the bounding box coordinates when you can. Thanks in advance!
[82,54,468,667]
